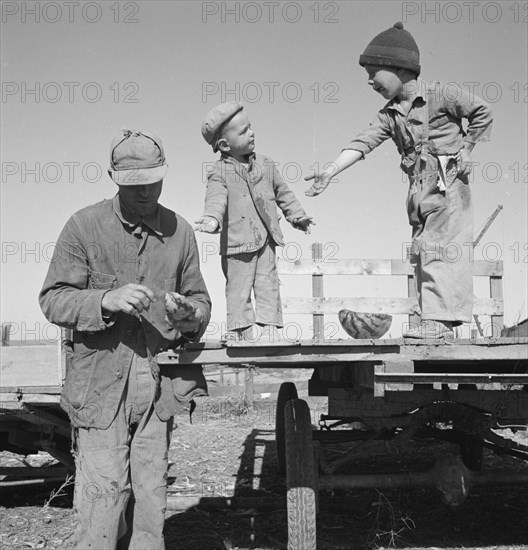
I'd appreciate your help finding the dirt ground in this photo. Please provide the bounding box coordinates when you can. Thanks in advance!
[1,394,527,550]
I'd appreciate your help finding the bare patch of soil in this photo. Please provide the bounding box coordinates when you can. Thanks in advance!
[1,397,527,550]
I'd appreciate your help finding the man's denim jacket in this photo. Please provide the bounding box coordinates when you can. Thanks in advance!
[40,197,212,428]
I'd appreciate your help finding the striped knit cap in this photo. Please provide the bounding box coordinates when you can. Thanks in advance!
[359,22,420,76]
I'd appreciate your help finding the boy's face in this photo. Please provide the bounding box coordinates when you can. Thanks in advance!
[219,111,255,159]
[365,65,403,100]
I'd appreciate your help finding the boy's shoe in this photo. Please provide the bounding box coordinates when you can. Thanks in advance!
[258,325,281,344]
[403,320,455,341]
[220,330,241,344]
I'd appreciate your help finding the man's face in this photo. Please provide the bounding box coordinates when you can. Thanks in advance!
[118,180,163,217]
[220,111,255,159]
[365,65,403,100]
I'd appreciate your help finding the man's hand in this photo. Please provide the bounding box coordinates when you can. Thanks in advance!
[194,216,219,233]
[304,170,333,197]
[458,149,473,178]
[165,292,197,322]
[293,216,316,234]
[102,284,155,315]
[165,292,205,336]
[171,308,205,336]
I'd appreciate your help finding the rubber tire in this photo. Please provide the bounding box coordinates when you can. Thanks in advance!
[285,398,317,550]
[275,382,298,475]
[460,436,484,471]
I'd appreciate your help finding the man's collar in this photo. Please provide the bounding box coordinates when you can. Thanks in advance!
[112,195,163,235]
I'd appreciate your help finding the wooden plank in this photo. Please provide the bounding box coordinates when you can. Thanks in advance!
[374,361,414,397]
[0,394,61,405]
[311,243,325,341]
[1,345,61,388]
[0,386,62,394]
[158,342,528,366]
[282,297,503,316]
[283,297,420,315]
[490,275,504,337]
[277,259,503,277]
[375,373,528,385]
[278,259,394,276]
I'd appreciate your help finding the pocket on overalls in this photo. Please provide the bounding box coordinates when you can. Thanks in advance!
[417,157,445,218]
[445,157,459,186]
[406,176,420,227]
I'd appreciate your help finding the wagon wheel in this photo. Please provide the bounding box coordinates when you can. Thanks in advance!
[285,398,317,550]
[275,382,298,475]
[460,435,484,471]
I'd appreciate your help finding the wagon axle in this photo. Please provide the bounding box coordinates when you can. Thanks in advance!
[318,453,528,507]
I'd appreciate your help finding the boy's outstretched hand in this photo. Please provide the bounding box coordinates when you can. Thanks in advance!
[194,216,219,233]
[304,170,333,197]
[293,216,315,234]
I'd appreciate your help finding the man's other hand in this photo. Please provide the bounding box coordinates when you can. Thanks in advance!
[102,284,155,315]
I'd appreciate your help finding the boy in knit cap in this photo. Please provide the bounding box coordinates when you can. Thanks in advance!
[305,22,492,340]
[197,102,314,342]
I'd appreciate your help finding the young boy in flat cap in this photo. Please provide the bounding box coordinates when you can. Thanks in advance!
[305,22,493,340]
[196,102,314,342]
[40,130,211,548]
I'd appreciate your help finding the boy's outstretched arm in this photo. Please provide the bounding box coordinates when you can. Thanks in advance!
[304,149,363,196]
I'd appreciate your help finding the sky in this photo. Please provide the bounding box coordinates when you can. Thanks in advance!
[1,0,527,343]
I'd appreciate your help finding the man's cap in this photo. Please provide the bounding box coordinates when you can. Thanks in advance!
[359,22,420,76]
[108,129,168,185]
[201,102,244,153]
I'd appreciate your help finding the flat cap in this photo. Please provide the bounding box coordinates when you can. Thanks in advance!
[201,102,244,152]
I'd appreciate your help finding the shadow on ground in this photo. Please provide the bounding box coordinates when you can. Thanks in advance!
[164,424,528,550]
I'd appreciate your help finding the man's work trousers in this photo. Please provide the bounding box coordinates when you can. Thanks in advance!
[406,160,473,324]
[72,352,172,550]
[221,241,283,331]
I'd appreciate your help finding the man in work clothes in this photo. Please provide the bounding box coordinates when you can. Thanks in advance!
[40,129,211,549]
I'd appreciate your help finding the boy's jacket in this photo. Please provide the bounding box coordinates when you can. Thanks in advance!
[204,153,306,255]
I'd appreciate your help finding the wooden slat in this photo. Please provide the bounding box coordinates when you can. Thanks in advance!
[0,394,60,405]
[474,260,504,276]
[375,373,528,384]
[158,342,528,366]
[277,259,503,277]
[282,297,503,316]
[311,243,324,341]
[283,297,419,315]
[490,275,504,337]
